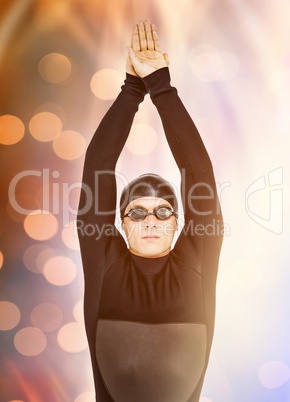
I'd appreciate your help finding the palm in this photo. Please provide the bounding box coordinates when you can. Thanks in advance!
[126,20,169,78]
[132,50,167,77]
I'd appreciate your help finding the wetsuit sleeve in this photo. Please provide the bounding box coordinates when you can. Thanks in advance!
[77,74,147,266]
[143,67,223,260]
[143,68,223,365]
[143,67,222,259]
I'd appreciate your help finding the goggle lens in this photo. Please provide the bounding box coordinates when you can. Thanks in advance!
[129,208,147,221]
[155,207,174,219]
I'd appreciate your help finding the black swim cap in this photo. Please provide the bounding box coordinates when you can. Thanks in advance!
[120,173,178,218]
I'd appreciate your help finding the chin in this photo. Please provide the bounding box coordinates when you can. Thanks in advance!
[131,246,170,258]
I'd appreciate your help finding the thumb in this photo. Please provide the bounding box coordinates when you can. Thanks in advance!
[127,47,144,76]
[127,47,140,65]
[163,53,170,66]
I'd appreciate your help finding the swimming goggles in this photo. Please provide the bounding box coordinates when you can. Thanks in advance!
[122,205,178,222]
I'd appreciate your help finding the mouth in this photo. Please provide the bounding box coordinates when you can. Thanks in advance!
[142,235,160,240]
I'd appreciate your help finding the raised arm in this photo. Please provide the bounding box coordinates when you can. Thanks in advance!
[77,29,148,273]
[128,20,223,267]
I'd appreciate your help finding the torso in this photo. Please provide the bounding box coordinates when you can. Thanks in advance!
[96,251,207,402]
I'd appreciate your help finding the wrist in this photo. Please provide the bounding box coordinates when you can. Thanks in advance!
[122,73,147,102]
[142,67,172,96]
[122,73,148,98]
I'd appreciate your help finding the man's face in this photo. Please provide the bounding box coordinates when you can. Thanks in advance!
[122,197,178,258]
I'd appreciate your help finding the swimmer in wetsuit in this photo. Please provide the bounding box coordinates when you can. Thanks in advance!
[77,20,223,402]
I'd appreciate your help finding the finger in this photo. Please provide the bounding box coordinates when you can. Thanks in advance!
[151,23,161,51]
[138,20,147,51]
[145,20,154,51]
[131,24,140,52]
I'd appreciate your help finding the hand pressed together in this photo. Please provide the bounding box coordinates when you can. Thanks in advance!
[126,19,169,78]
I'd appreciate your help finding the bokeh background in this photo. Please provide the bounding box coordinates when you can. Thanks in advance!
[0,0,289,401]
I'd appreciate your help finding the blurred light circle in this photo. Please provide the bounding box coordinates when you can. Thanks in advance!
[57,322,88,353]
[53,130,86,160]
[73,299,84,323]
[91,68,123,100]
[14,327,47,356]
[38,53,72,84]
[0,301,21,330]
[43,256,77,286]
[33,0,71,32]
[259,361,290,389]
[74,392,95,402]
[34,102,67,124]
[0,115,25,145]
[0,250,3,269]
[23,244,55,274]
[189,44,224,82]
[30,303,63,332]
[125,123,158,155]
[36,247,56,273]
[29,112,62,142]
[7,193,40,223]
[269,68,290,98]
[61,220,80,250]
[23,210,58,241]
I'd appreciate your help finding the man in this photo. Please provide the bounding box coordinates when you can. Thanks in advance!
[78,19,223,402]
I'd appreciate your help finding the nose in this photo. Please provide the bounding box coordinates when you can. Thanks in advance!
[144,213,158,227]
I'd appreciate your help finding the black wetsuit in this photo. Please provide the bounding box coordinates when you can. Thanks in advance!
[77,67,223,402]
